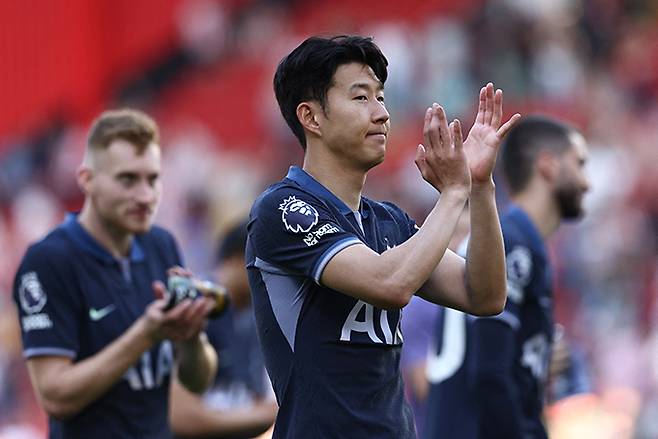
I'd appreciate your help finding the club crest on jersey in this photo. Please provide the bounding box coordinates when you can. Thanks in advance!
[19,271,47,314]
[279,196,319,233]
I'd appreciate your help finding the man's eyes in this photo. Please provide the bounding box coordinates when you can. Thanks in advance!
[353,95,385,102]
[118,175,137,185]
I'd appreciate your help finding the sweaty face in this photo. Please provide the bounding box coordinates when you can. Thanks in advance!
[87,140,162,235]
[317,62,390,170]
[555,132,590,219]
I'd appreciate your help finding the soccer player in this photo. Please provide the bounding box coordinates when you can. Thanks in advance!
[13,109,218,439]
[246,35,519,438]
[170,220,277,438]
[424,116,590,438]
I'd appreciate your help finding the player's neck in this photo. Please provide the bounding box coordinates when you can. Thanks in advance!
[512,191,561,239]
[78,203,133,259]
[302,151,366,212]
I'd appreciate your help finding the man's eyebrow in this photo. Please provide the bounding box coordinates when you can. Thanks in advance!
[349,82,385,92]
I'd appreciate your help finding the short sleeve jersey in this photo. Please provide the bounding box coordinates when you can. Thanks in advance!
[423,206,554,438]
[13,214,182,439]
[495,205,554,433]
[246,167,418,438]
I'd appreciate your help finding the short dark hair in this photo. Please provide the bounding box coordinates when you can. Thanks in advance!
[273,35,389,149]
[87,108,159,153]
[500,116,576,194]
[216,220,248,263]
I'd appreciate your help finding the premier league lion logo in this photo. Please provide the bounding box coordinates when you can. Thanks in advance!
[279,196,319,233]
[19,271,47,314]
[506,246,532,286]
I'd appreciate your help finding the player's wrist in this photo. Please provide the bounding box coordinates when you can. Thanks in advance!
[134,315,163,346]
[471,178,495,194]
[176,331,206,354]
[440,186,470,204]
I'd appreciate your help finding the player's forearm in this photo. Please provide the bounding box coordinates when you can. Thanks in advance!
[171,381,276,437]
[322,188,468,309]
[370,188,468,307]
[174,407,276,438]
[176,332,217,394]
[465,180,506,315]
[30,317,155,419]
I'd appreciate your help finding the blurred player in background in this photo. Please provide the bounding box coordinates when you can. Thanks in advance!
[170,220,277,438]
[424,116,590,438]
[246,35,519,438]
[400,205,471,438]
[12,109,218,439]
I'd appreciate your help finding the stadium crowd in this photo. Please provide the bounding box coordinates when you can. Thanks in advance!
[0,0,657,437]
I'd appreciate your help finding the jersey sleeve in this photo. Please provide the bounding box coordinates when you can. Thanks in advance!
[13,243,83,360]
[248,188,362,284]
[478,231,534,331]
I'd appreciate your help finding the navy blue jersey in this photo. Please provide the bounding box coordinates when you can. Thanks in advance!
[204,306,270,406]
[13,214,182,439]
[423,308,477,439]
[246,166,417,438]
[424,206,553,439]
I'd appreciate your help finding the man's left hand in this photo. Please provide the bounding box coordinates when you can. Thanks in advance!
[463,82,521,185]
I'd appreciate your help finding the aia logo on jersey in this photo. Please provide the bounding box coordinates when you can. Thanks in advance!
[279,196,319,233]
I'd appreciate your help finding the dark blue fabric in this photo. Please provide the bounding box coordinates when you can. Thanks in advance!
[423,206,553,439]
[247,166,418,438]
[13,214,182,439]
[205,306,269,399]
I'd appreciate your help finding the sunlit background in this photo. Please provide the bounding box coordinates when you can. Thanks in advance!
[0,0,657,438]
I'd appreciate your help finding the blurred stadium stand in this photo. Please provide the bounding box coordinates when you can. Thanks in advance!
[1,0,657,438]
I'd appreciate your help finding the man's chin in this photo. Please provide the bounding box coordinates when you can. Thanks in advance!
[125,220,153,235]
[363,149,386,170]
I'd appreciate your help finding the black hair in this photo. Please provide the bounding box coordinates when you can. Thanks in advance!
[500,115,576,194]
[216,220,248,263]
[273,35,389,149]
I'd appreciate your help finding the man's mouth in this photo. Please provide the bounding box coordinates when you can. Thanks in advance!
[128,208,152,218]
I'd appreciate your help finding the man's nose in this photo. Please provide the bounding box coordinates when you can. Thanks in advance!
[134,181,156,203]
[372,101,390,125]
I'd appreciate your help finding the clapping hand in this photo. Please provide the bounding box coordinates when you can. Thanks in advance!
[415,103,471,195]
[463,83,521,185]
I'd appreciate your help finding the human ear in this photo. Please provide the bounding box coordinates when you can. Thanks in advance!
[536,150,560,183]
[296,102,322,138]
[76,166,93,195]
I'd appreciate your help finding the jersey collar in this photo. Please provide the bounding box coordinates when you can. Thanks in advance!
[285,166,369,218]
[62,213,146,264]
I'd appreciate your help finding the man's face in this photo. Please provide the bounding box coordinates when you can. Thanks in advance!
[86,139,162,235]
[555,132,590,219]
[316,62,390,170]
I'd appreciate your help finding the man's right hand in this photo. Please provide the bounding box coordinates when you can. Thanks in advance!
[415,103,471,196]
[140,281,215,343]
